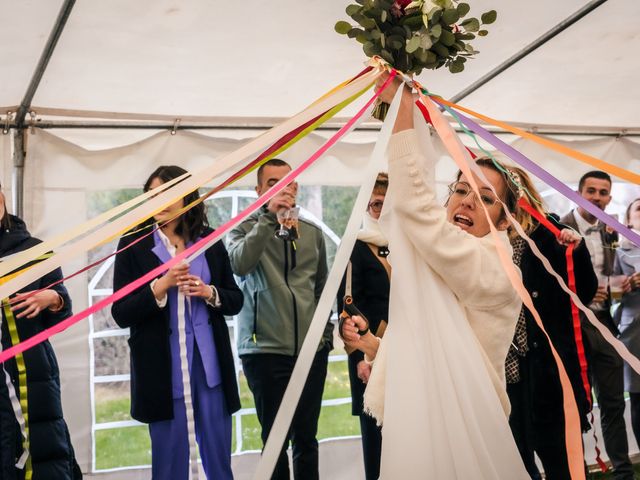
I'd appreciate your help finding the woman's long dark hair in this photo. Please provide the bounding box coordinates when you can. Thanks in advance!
[143,165,208,242]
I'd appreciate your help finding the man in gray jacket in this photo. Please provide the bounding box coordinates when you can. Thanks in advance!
[227,158,333,480]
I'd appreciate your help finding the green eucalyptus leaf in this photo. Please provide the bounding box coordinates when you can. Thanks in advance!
[457,3,470,16]
[400,13,424,27]
[387,34,405,50]
[430,23,442,38]
[381,10,387,22]
[380,49,395,64]
[415,48,428,62]
[420,33,433,50]
[441,8,459,25]
[425,50,437,64]
[406,35,421,53]
[433,42,449,58]
[481,10,497,24]
[449,60,465,73]
[370,29,381,39]
[335,21,353,35]
[456,32,475,40]
[346,4,361,16]
[363,41,381,57]
[477,29,489,36]
[440,29,455,46]
[347,27,363,38]
[460,17,480,32]
[431,8,442,23]
[433,0,447,7]
[356,31,370,43]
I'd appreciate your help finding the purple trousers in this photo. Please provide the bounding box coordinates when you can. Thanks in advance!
[149,345,232,480]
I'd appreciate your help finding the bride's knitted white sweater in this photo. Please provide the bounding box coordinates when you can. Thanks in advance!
[365,129,521,419]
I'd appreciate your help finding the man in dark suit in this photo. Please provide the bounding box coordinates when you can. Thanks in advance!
[561,170,634,480]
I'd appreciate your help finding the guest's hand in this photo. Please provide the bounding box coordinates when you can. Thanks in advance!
[178,273,212,299]
[621,275,632,294]
[267,191,295,215]
[557,228,581,246]
[630,272,640,290]
[164,262,190,288]
[11,289,62,319]
[342,315,379,360]
[357,360,372,384]
[152,262,189,300]
[592,286,608,304]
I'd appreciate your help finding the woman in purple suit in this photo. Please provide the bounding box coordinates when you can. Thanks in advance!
[112,165,243,479]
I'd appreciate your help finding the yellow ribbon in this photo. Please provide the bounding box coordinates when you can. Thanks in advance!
[2,299,32,480]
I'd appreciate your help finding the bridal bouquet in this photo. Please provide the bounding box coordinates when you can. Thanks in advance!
[335,0,497,118]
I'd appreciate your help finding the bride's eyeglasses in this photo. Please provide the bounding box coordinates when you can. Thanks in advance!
[367,200,384,213]
[447,181,499,207]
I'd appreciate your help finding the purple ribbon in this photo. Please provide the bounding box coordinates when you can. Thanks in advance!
[433,98,640,248]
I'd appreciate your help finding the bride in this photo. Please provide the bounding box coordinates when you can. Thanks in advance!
[342,74,529,479]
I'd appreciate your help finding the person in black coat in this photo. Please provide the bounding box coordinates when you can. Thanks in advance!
[111,166,243,480]
[0,188,82,479]
[506,167,597,480]
[337,173,390,480]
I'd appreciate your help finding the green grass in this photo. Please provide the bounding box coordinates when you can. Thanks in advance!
[94,359,357,469]
[95,426,151,469]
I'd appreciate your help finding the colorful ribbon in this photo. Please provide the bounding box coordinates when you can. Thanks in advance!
[518,197,608,472]
[0,74,391,366]
[419,91,587,480]
[431,97,640,185]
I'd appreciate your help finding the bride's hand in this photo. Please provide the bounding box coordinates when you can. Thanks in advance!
[343,316,380,360]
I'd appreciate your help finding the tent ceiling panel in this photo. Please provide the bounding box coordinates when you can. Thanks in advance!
[3,0,628,128]
[461,0,640,128]
[0,0,65,108]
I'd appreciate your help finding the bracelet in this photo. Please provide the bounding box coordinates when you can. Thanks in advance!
[205,285,217,306]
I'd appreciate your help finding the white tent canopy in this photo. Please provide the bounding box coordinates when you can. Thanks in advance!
[1,0,639,128]
[1,1,640,478]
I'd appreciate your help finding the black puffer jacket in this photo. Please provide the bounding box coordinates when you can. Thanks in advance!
[0,215,81,480]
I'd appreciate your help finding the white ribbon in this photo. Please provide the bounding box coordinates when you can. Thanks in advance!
[251,84,405,480]
[176,275,200,479]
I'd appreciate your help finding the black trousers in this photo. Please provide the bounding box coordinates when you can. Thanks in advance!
[583,317,634,480]
[242,348,329,480]
[507,353,589,480]
[359,413,382,480]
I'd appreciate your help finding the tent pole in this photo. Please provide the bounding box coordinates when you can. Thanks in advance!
[13,0,76,217]
[13,131,25,217]
[450,0,609,104]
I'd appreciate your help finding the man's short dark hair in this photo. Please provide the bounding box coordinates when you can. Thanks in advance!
[578,170,612,192]
[257,158,291,185]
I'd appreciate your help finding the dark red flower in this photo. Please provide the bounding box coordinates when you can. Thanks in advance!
[390,0,412,17]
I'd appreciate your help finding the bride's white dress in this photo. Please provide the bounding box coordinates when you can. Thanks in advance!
[364,129,529,479]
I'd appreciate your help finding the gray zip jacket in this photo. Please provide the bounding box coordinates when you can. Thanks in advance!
[227,207,333,356]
